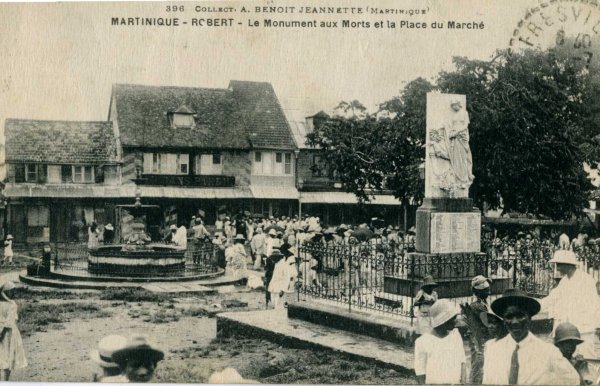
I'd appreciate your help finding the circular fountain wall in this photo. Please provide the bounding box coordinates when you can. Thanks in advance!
[88,244,187,276]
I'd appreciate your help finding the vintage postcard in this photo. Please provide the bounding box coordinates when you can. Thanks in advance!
[1,0,600,384]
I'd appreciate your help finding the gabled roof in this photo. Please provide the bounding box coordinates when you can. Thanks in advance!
[229,81,295,150]
[172,105,195,114]
[5,119,118,164]
[111,81,296,150]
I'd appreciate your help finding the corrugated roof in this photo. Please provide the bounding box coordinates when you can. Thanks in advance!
[5,119,118,164]
[112,81,296,150]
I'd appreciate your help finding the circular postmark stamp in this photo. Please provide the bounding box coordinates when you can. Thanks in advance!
[510,0,600,67]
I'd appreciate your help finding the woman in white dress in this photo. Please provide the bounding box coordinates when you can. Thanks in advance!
[0,281,27,381]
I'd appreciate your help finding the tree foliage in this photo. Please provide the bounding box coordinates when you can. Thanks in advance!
[309,48,599,220]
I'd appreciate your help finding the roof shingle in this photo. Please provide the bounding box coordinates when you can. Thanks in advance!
[5,119,118,164]
[112,81,296,150]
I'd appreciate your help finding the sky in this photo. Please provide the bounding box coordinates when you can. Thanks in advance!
[0,0,534,128]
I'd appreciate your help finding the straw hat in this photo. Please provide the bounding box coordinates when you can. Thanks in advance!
[549,250,578,266]
[6,235,13,240]
[471,275,491,290]
[90,335,128,369]
[268,229,277,236]
[491,288,541,317]
[421,275,438,289]
[553,322,584,345]
[429,299,459,328]
[234,234,245,241]
[169,224,177,231]
[111,335,164,366]
[104,224,114,231]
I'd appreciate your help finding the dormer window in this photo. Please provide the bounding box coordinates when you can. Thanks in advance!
[168,105,196,128]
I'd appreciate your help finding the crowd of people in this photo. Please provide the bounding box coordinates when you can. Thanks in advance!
[414,245,600,385]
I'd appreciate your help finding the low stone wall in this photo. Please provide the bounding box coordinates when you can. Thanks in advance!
[287,301,419,347]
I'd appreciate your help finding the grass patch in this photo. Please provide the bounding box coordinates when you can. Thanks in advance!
[158,336,416,384]
[18,301,112,337]
[100,287,174,303]
[12,287,98,301]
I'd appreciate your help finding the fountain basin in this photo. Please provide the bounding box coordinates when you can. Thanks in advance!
[88,244,187,276]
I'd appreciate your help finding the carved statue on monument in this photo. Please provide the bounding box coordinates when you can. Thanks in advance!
[428,98,474,196]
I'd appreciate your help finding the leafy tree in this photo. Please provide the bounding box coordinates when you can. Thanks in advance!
[306,114,383,202]
[437,50,594,219]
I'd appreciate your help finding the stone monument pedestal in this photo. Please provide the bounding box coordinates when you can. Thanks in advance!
[378,92,501,302]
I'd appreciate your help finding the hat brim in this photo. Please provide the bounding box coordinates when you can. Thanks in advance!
[554,336,584,345]
[421,282,438,288]
[491,295,541,317]
[549,258,578,265]
[90,350,120,369]
[431,311,458,328]
[479,311,503,328]
[112,347,164,366]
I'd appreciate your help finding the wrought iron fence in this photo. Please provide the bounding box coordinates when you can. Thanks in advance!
[296,239,600,323]
[50,239,221,277]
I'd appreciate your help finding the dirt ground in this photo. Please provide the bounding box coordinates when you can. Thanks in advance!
[7,283,415,384]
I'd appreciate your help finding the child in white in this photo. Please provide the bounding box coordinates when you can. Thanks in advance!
[414,299,466,384]
[3,236,13,264]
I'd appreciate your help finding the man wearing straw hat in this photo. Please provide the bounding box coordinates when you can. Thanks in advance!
[102,335,164,383]
[414,299,466,384]
[482,288,579,385]
[90,334,127,382]
[463,275,492,384]
[540,249,600,376]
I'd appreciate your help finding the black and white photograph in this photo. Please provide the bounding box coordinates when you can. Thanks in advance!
[1,0,600,384]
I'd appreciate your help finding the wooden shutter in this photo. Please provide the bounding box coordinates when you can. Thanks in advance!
[61,165,72,183]
[14,164,25,183]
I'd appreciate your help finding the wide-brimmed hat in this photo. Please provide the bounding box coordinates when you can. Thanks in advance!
[104,224,114,231]
[471,275,491,290]
[112,335,164,366]
[6,235,13,240]
[430,299,459,328]
[268,229,277,236]
[90,335,128,369]
[479,311,503,328]
[270,248,283,257]
[549,250,578,266]
[421,275,438,289]
[554,322,584,345]
[491,288,541,317]
[169,224,177,231]
[234,234,245,241]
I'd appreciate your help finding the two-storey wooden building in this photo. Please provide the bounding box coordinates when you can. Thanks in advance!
[109,81,299,225]
[4,119,122,243]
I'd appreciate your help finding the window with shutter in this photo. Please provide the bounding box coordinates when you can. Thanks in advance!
[95,166,105,183]
[14,164,25,183]
[61,165,73,183]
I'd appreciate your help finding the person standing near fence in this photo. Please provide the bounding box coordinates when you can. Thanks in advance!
[3,235,13,264]
[414,276,439,335]
[414,299,466,384]
[462,275,492,384]
[540,249,600,377]
[88,222,100,250]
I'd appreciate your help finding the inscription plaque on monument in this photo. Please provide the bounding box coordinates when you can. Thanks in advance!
[430,212,480,253]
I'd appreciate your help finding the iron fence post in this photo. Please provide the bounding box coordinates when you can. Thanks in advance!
[409,253,415,326]
[348,248,352,313]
